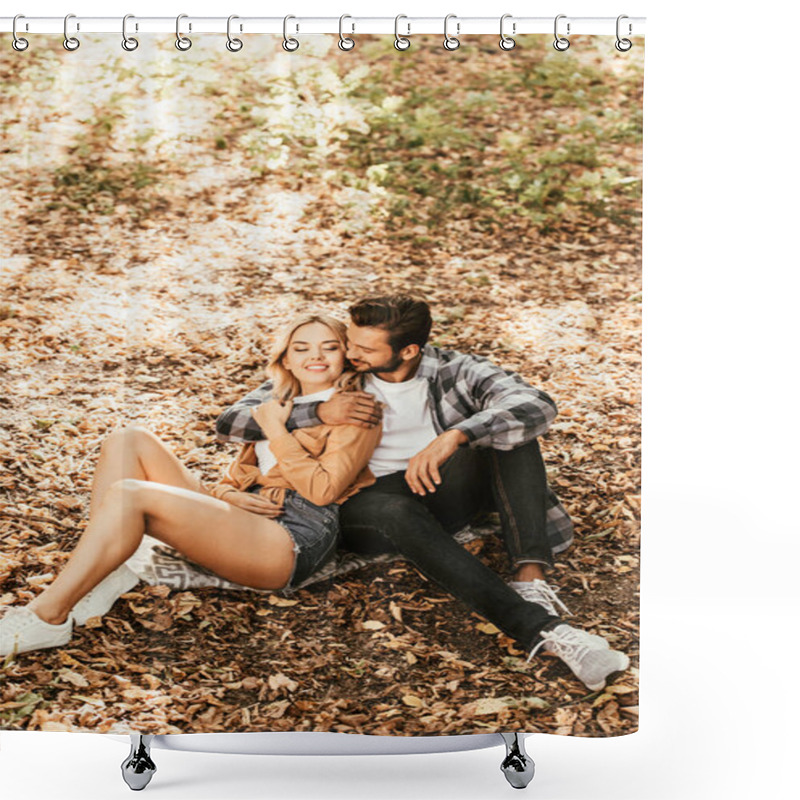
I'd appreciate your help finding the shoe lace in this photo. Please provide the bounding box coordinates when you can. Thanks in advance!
[517,580,572,617]
[526,626,590,665]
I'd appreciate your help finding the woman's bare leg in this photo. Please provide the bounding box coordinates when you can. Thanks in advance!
[28,480,296,625]
[89,426,205,514]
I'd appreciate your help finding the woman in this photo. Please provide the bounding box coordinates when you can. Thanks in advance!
[0,314,381,658]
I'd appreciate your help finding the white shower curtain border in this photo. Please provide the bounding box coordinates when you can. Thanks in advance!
[1,15,646,37]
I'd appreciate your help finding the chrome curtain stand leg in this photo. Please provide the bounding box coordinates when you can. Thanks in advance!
[499,732,535,789]
[121,734,157,791]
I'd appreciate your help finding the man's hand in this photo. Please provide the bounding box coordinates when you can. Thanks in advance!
[224,491,284,518]
[405,429,468,496]
[318,390,382,428]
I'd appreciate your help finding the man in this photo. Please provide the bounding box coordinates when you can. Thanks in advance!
[217,296,628,691]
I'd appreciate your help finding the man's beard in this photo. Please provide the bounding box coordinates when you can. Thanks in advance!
[352,352,404,374]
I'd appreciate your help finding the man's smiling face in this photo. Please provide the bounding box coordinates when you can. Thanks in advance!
[345,323,404,374]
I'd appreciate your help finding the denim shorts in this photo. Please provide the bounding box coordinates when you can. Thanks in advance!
[277,490,340,593]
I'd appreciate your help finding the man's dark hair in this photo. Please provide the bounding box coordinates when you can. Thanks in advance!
[348,295,432,353]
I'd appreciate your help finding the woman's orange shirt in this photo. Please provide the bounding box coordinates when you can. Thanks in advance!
[207,422,382,507]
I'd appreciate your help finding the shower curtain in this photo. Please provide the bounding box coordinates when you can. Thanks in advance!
[0,30,643,738]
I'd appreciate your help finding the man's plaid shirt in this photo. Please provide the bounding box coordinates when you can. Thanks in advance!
[216,344,574,554]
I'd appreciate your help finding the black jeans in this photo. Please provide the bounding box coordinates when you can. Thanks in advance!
[339,440,559,650]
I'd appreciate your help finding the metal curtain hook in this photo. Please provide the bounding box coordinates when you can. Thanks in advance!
[122,14,139,51]
[283,15,299,51]
[553,14,570,51]
[226,15,243,51]
[499,13,516,51]
[338,14,355,51]
[615,14,633,51]
[12,14,29,51]
[176,13,192,51]
[443,13,460,51]
[394,14,410,51]
[63,13,80,51]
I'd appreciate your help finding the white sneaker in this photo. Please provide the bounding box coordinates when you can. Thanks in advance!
[527,623,629,691]
[0,607,74,658]
[72,564,140,626]
[509,578,573,617]
[511,579,609,650]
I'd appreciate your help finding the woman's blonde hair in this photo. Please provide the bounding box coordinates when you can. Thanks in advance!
[267,313,361,402]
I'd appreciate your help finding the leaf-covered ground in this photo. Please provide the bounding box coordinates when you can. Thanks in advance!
[0,34,642,736]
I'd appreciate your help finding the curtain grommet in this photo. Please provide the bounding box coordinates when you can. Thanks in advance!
[615,15,633,51]
[226,15,243,52]
[553,14,570,51]
[63,13,80,51]
[394,15,411,51]
[338,14,355,51]
[121,14,139,51]
[443,13,460,51]
[499,14,516,51]
[283,15,300,51]
[12,15,29,51]
[175,14,192,51]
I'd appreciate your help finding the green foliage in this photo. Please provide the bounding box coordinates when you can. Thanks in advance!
[512,54,612,108]
[328,42,642,235]
[52,160,161,215]
[46,108,163,218]
[0,691,44,725]
[19,35,642,236]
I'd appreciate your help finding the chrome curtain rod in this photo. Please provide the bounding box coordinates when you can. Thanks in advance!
[1,16,646,37]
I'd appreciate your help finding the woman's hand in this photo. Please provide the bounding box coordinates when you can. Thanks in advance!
[224,490,284,518]
[251,398,293,437]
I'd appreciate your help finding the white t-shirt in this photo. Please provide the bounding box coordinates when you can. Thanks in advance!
[254,387,335,474]
[364,374,438,478]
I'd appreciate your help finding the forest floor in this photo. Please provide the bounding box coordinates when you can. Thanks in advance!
[1,34,642,736]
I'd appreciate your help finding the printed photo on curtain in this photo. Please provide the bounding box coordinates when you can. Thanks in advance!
[1,29,643,739]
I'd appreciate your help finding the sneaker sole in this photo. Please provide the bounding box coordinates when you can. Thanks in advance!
[13,628,73,656]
